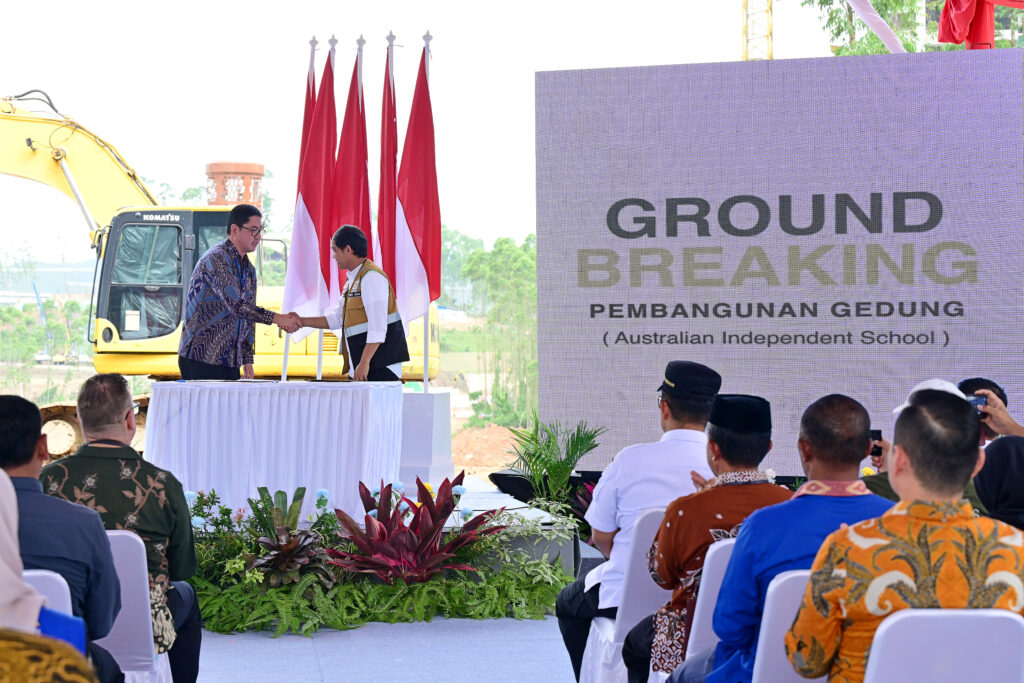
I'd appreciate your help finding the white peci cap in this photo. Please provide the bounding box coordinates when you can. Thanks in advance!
[893,378,967,415]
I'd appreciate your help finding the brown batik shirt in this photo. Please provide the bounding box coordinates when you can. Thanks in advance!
[647,470,793,672]
[40,445,197,654]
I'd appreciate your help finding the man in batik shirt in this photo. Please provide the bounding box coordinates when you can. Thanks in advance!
[621,395,791,682]
[177,203,299,380]
[786,389,1024,683]
[41,374,201,683]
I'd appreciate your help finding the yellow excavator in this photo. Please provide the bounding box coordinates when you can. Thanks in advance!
[1,90,440,455]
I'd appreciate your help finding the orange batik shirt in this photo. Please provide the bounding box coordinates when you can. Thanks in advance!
[785,500,1024,682]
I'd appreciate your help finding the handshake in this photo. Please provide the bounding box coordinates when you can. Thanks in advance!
[272,312,304,334]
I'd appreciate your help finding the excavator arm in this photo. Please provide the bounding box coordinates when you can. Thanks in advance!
[0,90,157,245]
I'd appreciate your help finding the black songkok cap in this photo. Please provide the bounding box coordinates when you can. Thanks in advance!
[708,394,772,433]
[658,361,722,401]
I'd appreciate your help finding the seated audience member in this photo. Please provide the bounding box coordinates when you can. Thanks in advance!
[786,390,1024,682]
[0,628,98,683]
[0,396,122,682]
[861,379,987,514]
[0,469,96,682]
[974,435,1024,529]
[40,374,201,683]
[622,395,792,682]
[556,361,722,682]
[958,377,1009,444]
[672,395,893,683]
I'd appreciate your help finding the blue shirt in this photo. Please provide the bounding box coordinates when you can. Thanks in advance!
[707,486,893,683]
[12,476,121,641]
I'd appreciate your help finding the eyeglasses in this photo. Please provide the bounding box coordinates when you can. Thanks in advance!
[129,401,140,416]
[240,225,264,237]
[655,393,663,408]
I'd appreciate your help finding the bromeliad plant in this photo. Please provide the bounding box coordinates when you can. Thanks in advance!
[327,471,505,585]
[250,526,333,589]
[245,486,335,589]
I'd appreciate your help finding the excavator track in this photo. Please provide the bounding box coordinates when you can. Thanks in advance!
[40,394,149,459]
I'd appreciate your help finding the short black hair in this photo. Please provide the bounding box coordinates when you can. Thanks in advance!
[707,423,771,468]
[661,393,715,426]
[332,225,368,258]
[799,394,871,467]
[0,395,42,469]
[227,204,262,235]
[894,389,981,495]
[958,377,1008,407]
[77,374,132,433]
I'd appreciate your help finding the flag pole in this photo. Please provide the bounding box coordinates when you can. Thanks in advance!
[282,334,290,380]
[422,31,432,393]
[317,35,338,382]
[283,35,318,382]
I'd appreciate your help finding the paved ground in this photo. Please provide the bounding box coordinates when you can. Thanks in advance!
[198,615,573,682]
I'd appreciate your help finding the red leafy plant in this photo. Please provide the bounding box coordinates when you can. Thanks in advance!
[326,471,504,585]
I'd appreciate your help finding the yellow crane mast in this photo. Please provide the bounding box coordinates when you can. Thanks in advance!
[743,0,774,61]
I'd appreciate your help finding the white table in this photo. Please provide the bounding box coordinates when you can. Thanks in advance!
[144,381,403,522]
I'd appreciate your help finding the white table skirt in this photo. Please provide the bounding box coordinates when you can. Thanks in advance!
[144,381,403,522]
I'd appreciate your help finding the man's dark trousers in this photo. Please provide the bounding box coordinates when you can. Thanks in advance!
[555,565,618,681]
[166,581,202,683]
[177,355,240,380]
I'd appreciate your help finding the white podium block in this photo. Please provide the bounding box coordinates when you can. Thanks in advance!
[400,390,454,485]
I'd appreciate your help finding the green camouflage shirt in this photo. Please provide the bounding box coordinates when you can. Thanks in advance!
[40,445,197,653]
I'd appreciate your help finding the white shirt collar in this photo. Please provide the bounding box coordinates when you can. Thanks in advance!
[660,428,708,443]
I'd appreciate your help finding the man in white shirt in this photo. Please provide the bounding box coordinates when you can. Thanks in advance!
[556,360,722,681]
[297,225,409,380]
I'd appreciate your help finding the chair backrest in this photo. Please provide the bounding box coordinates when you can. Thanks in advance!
[685,537,737,658]
[22,569,73,615]
[93,530,156,673]
[751,570,815,683]
[863,608,1024,683]
[611,507,669,642]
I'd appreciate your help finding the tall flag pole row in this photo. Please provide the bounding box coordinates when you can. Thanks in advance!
[281,31,442,386]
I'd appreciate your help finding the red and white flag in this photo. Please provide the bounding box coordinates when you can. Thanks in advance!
[393,42,441,328]
[376,34,398,275]
[296,36,317,193]
[331,39,373,280]
[283,38,340,342]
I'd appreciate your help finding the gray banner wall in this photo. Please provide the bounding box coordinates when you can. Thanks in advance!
[536,50,1023,473]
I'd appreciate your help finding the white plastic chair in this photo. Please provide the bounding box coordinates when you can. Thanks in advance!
[22,569,73,615]
[93,530,172,683]
[579,508,668,683]
[684,537,737,659]
[751,570,820,683]
[863,609,1024,683]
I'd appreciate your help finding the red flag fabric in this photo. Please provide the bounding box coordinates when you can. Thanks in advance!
[296,38,317,191]
[283,42,340,341]
[377,43,398,278]
[393,47,441,325]
[332,54,373,260]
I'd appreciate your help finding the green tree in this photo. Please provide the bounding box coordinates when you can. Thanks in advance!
[440,226,484,311]
[802,0,922,54]
[462,236,537,426]
[804,0,1023,54]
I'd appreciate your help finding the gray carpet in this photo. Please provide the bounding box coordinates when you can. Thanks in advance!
[198,615,572,682]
